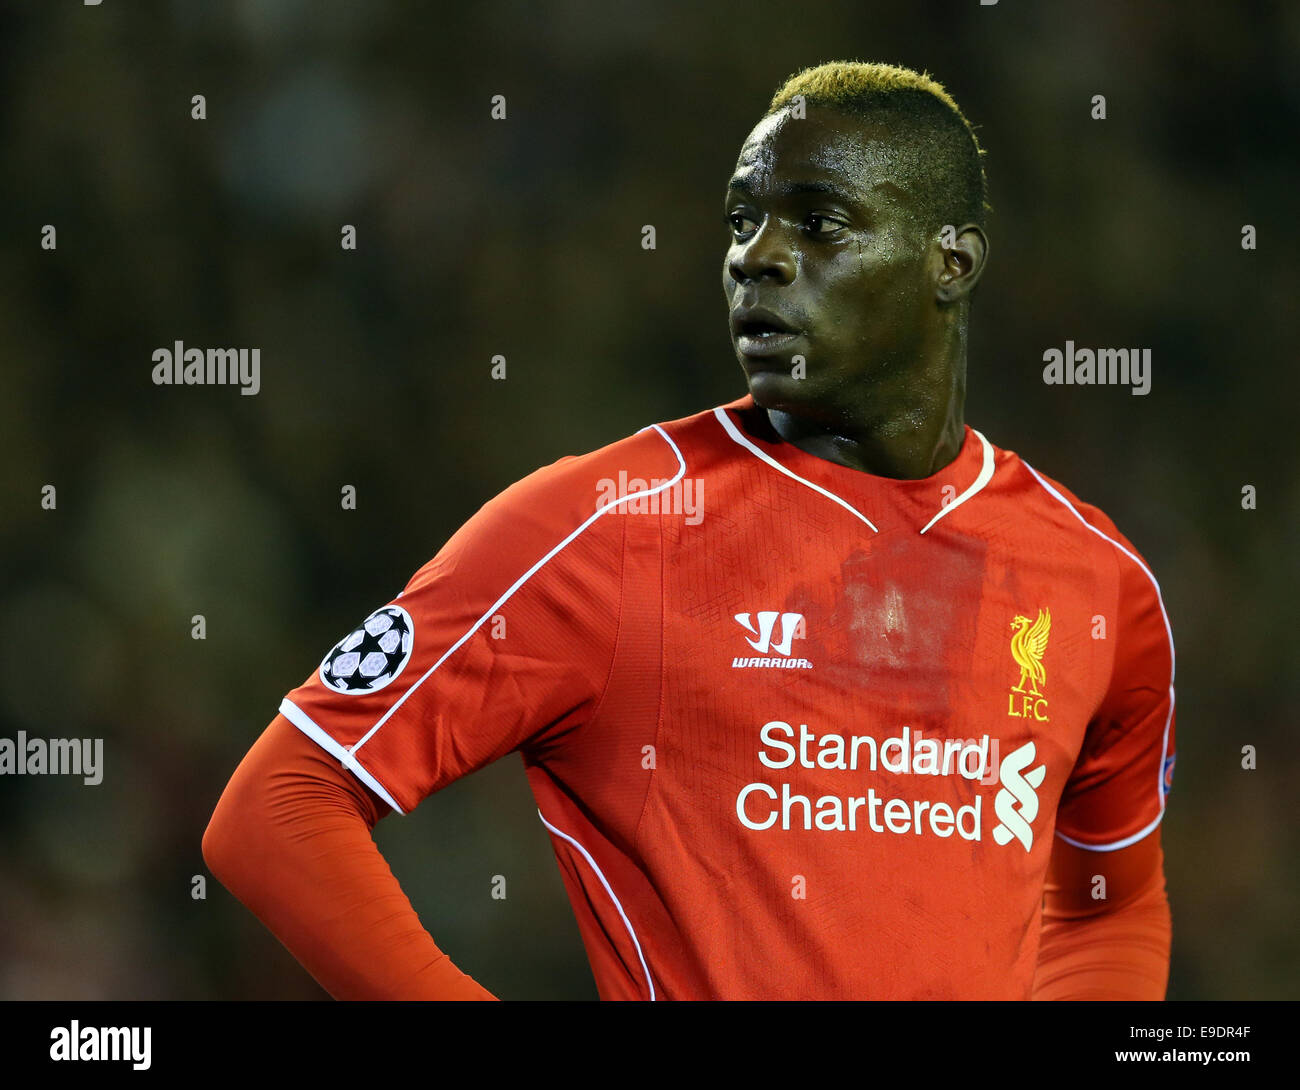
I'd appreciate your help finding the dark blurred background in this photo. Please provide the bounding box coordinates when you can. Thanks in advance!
[1,0,1296,1000]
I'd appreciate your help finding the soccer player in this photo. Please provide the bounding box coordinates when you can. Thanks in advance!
[203,61,1175,1000]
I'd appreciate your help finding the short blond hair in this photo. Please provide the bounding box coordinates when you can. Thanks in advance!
[766,60,989,228]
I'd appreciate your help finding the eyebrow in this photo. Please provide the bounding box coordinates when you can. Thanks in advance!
[725,176,862,206]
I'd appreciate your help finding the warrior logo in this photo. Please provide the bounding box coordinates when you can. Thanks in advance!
[732,611,812,669]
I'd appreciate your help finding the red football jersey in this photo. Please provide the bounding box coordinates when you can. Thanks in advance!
[280,393,1176,1000]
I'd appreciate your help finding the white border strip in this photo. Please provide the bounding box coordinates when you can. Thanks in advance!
[712,407,879,532]
[537,808,655,1001]
[349,423,687,758]
[918,429,995,534]
[1056,813,1164,853]
[280,696,407,815]
[1023,461,1176,852]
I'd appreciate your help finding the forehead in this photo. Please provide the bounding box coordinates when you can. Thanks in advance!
[728,106,903,201]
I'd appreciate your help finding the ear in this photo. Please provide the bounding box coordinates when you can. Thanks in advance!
[935,223,988,303]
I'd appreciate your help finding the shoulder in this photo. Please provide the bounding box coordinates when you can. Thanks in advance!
[985,434,1141,564]
[984,433,1169,624]
[475,396,744,523]
[491,409,701,517]
[412,403,721,586]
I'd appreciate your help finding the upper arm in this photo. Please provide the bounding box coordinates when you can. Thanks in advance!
[1043,825,1166,919]
[275,464,628,818]
[1054,532,1176,853]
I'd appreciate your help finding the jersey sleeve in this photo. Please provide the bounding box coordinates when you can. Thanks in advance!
[1054,516,1176,851]
[278,451,636,816]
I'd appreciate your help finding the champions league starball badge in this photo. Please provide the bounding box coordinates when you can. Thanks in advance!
[319,605,415,695]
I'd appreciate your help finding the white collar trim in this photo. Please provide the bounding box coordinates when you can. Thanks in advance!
[713,406,994,535]
[918,429,995,535]
[713,407,879,531]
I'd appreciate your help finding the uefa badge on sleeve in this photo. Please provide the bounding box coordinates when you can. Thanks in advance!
[319,605,415,694]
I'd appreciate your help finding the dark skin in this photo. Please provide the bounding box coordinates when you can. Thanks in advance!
[722,110,1170,999]
[723,104,989,480]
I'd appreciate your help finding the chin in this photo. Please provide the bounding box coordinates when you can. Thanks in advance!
[744,369,813,413]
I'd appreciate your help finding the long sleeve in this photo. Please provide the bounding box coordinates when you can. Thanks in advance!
[202,713,499,1000]
[1031,829,1171,1000]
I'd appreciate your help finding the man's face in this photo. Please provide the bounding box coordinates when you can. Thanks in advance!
[723,106,938,426]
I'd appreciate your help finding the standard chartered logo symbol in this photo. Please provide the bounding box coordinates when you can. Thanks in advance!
[992,741,1046,851]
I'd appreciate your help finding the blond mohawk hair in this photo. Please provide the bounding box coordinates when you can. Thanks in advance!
[765,60,990,229]
[769,61,966,119]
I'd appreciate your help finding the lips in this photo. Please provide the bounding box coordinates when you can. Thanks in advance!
[731,306,803,359]
[735,330,802,358]
[730,306,799,338]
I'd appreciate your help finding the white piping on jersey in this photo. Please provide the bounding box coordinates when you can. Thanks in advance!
[279,696,407,815]
[918,429,995,534]
[536,809,656,1001]
[713,407,879,531]
[1022,461,1176,853]
[347,423,687,761]
[713,407,996,534]
[1055,814,1165,853]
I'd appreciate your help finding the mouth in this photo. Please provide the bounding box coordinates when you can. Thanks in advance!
[735,329,802,358]
[731,310,804,358]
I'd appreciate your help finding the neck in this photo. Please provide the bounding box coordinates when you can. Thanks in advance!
[765,326,968,480]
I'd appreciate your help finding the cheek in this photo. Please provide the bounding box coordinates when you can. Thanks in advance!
[847,238,927,309]
[810,248,921,348]
[721,251,742,300]
[817,246,892,315]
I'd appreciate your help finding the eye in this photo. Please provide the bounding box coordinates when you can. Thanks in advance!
[805,213,845,237]
[727,211,759,236]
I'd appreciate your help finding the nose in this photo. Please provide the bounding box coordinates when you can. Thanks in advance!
[727,219,796,285]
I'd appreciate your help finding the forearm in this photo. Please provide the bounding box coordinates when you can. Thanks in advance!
[1031,833,1171,1000]
[202,715,498,1000]
[1032,874,1170,1000]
